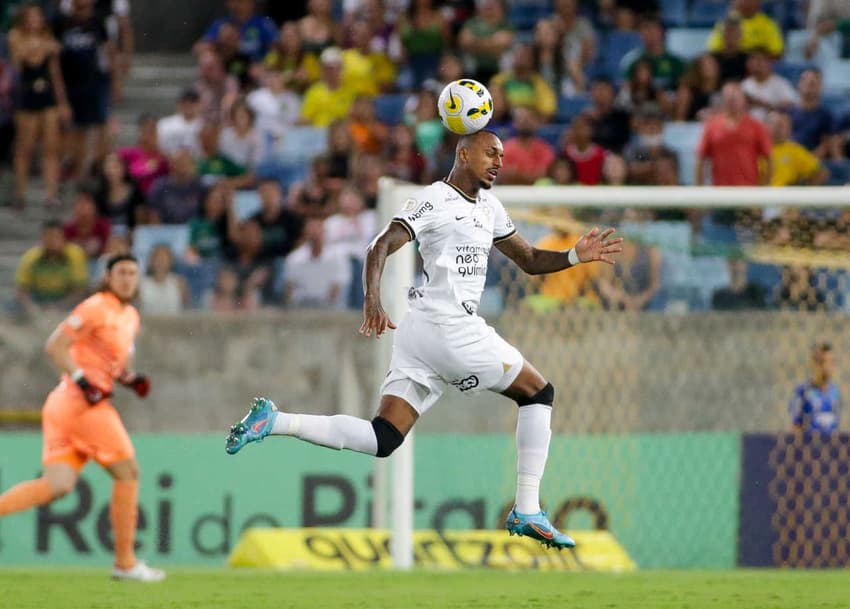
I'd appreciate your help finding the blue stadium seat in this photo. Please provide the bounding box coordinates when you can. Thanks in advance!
[822,59,850,95]
[761,1,787,30]
[662,122,703,186]
[659,0,688,27]
[689,0,728,28]
[773,61,814,86]
[233,190,262,221]
[596,30,642,80]
[666,28,712,61]
[373,94,407,126]
[278,127,328,164]
[823,160,850,186]
[536,123,567,149]
[255,160,310,191]
[133,225,190,271]
[786,30,841,65]
[556,94,591,123]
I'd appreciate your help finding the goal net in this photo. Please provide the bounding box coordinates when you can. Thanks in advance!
[376,181,850,569]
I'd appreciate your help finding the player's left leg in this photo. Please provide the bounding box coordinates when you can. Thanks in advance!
[501,362,575,550]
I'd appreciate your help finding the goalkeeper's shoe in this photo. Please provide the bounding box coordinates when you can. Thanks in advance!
[505,507,576,550]
[112,560,166,582]
[225,397,278,455]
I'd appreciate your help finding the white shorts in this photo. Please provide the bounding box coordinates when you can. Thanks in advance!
[380,310,524,415]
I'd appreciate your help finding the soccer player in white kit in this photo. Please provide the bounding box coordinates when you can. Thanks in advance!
[225,130,623,549]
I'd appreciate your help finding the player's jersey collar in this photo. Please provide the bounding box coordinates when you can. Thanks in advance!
[442,179,477,203]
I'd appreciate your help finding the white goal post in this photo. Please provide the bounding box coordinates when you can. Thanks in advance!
[375,178,850,569]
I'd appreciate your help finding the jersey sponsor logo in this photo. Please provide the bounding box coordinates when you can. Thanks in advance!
[406,201,434,223]
[450,375,479,392]
[455,244,489,277]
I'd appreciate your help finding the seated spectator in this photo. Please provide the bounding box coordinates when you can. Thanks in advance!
[534,156,578,186]
[805,0,850,60]
[119,114,169,195]
[264,21,321,94]
[301,47,358,127]
[707,0,783,57]
[586,78,632,153]
[195,0,278,63]
[624,105,677,185]
[283,218,351,310]
[767,111,829,186]
[298,0,342,56]
[349,95,388,155]
[246,67,301,153]
[352,154,386,209]
[433,52,464,91]
[206,266,257,311]
[157,88,203,157]
[64,187,111,259]
[89,230,131,289]
[325,120,353,184]
[244,178,304,259]
[563,114,609,185]
[211,22,255,91]
[383,123,426,184]
[711,258,767,310]
[791,69,834,159]
[549,0,595,94]
[501,106,556,185]
[196,122,253,189]
[348,0,400,62]
[603,153,629,185]
[94,152,145,231]
[596,238,662,311]
[16,220,88,312]
[490,43,557,121]
[741,48,798,122]
[343,18,396,96]
[789,341,842,433]
[195,49,240,124]
[139,244,189,314]
[186,185,230,265]
[533,19,573,96]
[147,149,206,224]
[528,225,600,311]
[226,218,273,306]
[616,58,670,116]
[324,186,378,264]
[220,98,262,170]
[675,54,722,122]
[458,0,514,85]
[711,15,749,84]
[397,0,449,88]
[290,156,334,217]
[407,88,443,168]
[622,16,685,93]
[485,82,512,131]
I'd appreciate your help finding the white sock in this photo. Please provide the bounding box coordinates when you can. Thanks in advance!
[515,404,552,514]
[271,412,378,455]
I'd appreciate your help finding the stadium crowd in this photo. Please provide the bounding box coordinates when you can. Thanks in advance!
[3,0,850,315]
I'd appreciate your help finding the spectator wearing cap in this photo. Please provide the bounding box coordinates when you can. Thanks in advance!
[458,0,514,85]
[490,43,557,121]
[707,0,783,57]
[16,220,88,312]
[158,88,203,157]
[301,47,358,127]
[622,16,685,93]
[119,114,169,195]
[195,0,278,63]
[767,111,829,187]
[790,68,834,159]
[741,47,798,122]
[711,16,750,83]
[501,106,556,185]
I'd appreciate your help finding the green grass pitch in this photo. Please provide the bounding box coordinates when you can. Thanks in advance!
[1,568,849,609]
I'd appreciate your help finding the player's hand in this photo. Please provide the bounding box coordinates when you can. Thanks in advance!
[360,294,396,339]
[574,227,624,265]
[119,372,151,398]
[73,374,110,405]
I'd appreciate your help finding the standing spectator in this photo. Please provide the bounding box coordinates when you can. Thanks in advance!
[63,187,111,259]
[790,69,834,159]
[196,122,252,189]
[596,239,662,311]
[119,114,169,195]
[16,220,88,312]
[342,18,397,96]
[298,0,342,56]
[563,113,609,185]
[805,0,850,60]
[146,149,205,224]
[220,98,261,170]
[196,0,278,63]
[301,47,357,127]
[195,50,240,124]
[246,68,301,157]
[383,123,426,183]
[500,106,556,185]
[94,152,144,231]
[767,111,829,186]
[623,105,677,185]
[675,53,722,122]
[397,0,449,88]
[0,53,14,174]
[283,218,351,310]
[696,82,772,186]
[8,4,70,209]
[53,0,116,180]
[586,78,632,153]
[349,95,388,155]
[551,0,595,94]
[263,21,321,94]
[707,0,783,57]
[138,244,189,314]
[711,16,749,84]
[157,89,202,157]
[789,341,842,433]
[458,0,514,85]
[490,43,557,121]
[741,47,798,122]
[615,58,670,115]
[244,178,304,259]
[622,16,685,93]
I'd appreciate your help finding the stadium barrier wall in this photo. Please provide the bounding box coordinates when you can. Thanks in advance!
[0,433,739,569]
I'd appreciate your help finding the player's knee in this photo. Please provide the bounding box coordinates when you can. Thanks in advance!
[371,416,405,458]
[49,476,77,499]
[516,382,554,407]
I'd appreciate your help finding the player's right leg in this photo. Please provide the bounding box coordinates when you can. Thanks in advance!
[0,463,77,516]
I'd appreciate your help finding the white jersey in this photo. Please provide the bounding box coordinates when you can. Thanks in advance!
[392,180,516,323]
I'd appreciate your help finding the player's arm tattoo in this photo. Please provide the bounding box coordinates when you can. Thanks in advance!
[363,221,413,297]
[495,233,574,276]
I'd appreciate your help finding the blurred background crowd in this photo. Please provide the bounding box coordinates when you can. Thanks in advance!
[2,0,850,317]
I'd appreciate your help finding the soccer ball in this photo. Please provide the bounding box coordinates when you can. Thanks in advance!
[437,79,494,135]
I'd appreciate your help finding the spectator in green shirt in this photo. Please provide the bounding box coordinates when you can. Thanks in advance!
[622,16,685,92]
[197,122,254,190]
[16,220,88,312]
[458,0,514,85]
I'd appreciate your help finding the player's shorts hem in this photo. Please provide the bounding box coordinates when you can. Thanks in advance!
[489,357,524,393]
[42,452,87,471]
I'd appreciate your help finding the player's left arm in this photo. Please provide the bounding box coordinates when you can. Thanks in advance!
[495,227,623,275]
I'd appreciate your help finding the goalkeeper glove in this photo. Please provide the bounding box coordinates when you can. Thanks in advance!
[119,372,151,398]
[71,369,110,405]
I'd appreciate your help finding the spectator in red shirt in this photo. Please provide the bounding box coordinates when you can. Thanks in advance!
[501,106,556,185]
[563,113,608,185]
[696,82,772,186]
[119,114,170,195]
[63,186,111,260]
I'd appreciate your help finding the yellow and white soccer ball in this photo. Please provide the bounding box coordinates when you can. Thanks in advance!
[437,79,494,135]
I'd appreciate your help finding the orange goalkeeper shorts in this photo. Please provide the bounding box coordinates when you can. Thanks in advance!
[41,381,135,471]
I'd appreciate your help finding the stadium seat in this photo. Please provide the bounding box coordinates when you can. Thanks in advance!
[133,225,190,270]
[662,122,703,186]
[659,0,688,27]
[666,28,712,61]
[278,126,328,164]
[773,61,814,86]
[256,160,310,191]
[373,94,407,126]
[596,31,642,80]
[508,1,553,33]
[822,59,850,95]
[556,94,591,123]
[536,123,568,149]
[689,0,728,28]
[786,30,841,65]
[761,1,787,30]
[233,190,262,221]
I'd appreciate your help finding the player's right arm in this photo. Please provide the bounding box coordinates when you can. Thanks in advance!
[45,302,110,404]
[359,221,412,338]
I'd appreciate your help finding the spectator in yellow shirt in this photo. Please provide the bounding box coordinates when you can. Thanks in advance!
[490,43,557,121]
[342,19,397,96]
[300,47,358,127]
[525,226,600,312]
[707,0,783,57]
[16,220,88,312]
[767,111,829,186]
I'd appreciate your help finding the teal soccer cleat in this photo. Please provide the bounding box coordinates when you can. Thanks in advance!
[505,507,576,550]
[225,397,278,455]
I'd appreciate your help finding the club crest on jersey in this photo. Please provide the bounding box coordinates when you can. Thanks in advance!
[406,201,434,223]
[450,375,479,392]
[401,198,417,212]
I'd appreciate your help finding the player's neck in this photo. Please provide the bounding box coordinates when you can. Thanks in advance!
[445,171,479,200]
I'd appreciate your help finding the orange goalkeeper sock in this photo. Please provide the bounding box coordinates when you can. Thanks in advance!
[0,478,54,516]
[111,479,139,569]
